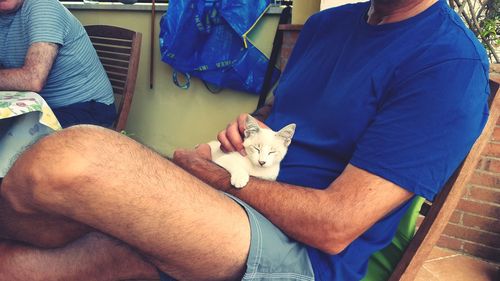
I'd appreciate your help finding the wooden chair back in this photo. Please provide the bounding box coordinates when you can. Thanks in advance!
[84,25,142,132]
[388,77,500,281]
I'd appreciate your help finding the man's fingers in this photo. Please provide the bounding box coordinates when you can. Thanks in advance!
[225,121,246,155]
[172,149,187,163]
[217,129,236,152]
[237,113,248,134]
[195,143,212,160]
[172,146,210,166]
[215,113,253,156]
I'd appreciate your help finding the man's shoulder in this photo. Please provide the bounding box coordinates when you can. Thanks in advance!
[21,0,65,15]
[394,5,489,77]
[425,3,488,62]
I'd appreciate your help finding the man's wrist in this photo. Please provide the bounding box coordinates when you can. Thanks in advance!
[172,150,233,192]
[205,163,233,192]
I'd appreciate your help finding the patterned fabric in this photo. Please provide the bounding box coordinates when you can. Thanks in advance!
[0,91,61,177]
[0,91,61,130]
[0,0,114,108]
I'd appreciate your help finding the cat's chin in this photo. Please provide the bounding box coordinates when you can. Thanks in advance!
[210,117,295,188]
[253,164,273,169]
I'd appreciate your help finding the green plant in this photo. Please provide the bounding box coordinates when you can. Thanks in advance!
[452,0,499,63]
[480,0,500,61]
[480,16,499,43]
[120,130,135,137]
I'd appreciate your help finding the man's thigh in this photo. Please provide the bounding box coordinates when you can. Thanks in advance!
[229,194,315,281]
[1,126,251,280]
[158,193,315,281]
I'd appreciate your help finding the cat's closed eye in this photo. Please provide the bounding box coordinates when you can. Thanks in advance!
[209,115,296,188]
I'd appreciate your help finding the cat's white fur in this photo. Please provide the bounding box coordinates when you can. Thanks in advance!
[208,115,296,188]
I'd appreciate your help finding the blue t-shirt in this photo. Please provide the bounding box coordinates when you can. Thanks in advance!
[0,0,114,108]
[265,1,489,280]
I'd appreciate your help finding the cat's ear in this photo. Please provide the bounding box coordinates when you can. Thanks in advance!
[277,123,296,147]
[244,115,260,138]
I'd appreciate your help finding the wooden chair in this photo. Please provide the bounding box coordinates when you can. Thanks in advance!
[388,77,500,281]
[84,25,142,132]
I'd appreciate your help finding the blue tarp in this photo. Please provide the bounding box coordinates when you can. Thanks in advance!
[159,0,280,94]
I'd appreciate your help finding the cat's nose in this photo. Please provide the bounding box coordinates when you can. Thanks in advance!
[259,160,266,166]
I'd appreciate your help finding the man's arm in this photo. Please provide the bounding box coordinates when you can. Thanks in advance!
[173,148,413,255]
[0,42,58,92]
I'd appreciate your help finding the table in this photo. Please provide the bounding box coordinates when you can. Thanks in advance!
[0,91,61,177]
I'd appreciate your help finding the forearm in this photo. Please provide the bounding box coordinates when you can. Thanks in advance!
[0,68,42,92]
[173,152,342,253]
[173,147,413,255]
[0,42,58,92]
[229,178,343,252]
[173,151,232,190]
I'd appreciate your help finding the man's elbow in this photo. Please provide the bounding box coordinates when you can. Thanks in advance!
[21,67,46,92]
[21,76,45,93]
[29,76,46,92]
[317,240,349,255]
[314,228,353,255]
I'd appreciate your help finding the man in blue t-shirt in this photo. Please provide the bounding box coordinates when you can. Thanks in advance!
[0,0,116,128]
[0,0,490,280]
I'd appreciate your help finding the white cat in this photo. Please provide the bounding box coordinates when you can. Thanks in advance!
[208,115,296,188]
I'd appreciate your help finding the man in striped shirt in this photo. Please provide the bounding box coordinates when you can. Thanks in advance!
[0,0,116,128]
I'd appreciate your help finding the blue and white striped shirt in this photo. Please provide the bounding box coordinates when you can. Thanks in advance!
[0,0,114,108]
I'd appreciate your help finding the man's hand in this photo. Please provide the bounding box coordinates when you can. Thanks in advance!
[172,144,232,192]
[173,144,212,163]
[217,113,268,156]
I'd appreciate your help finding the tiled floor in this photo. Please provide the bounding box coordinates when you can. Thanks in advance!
[415,247,499,281]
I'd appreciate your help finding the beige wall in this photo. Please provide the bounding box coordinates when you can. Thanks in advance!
[320,0,363,10]
[292,0,321,24]
[72,9,279,156]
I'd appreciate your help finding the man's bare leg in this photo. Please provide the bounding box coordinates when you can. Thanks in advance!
[0,125,251,280]
[0,233,158,281]
[0,195,92,247]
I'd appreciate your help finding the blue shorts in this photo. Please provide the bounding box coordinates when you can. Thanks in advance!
[51,101,117,128]
[159,193,315,281]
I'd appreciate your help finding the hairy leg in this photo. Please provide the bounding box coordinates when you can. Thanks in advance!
[0,233,157,281]
[1,125,251,281]
[0,195,91,247]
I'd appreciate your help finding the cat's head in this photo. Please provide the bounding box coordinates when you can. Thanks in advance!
[243,115,296,168]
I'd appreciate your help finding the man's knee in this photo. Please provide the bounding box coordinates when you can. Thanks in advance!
[1,125,115,212]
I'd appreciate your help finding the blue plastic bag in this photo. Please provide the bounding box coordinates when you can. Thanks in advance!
[159,0,281,94]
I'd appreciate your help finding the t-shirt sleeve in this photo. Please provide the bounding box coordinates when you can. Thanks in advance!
[24,0,68,46]
[350,59,489,200]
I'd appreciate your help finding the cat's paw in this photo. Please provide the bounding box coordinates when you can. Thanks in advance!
[231,171,249,188]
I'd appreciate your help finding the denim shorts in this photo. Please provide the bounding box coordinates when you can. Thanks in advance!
[159,193,315,281]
